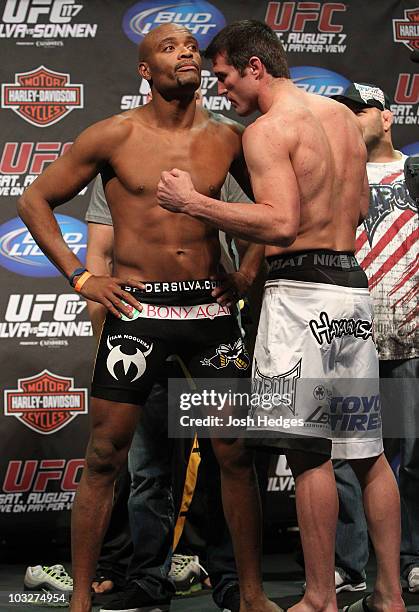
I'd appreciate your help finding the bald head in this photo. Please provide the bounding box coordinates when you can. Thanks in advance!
[137,24,201,98]
[138,24,194,62]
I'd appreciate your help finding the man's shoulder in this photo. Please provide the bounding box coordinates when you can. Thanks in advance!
[75,110,146,157]
[312,94,360,130]
[203,109,244,137]
[96,110,141,137]
[84,109,145,141]
[243,113,290,147]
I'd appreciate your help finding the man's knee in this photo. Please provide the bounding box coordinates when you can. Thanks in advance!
[212,438,254,475]
[85,437,129,481]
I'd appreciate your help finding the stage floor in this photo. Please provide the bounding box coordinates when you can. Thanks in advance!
[1,554,419,611]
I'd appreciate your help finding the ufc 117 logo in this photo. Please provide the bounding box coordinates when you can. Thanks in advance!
[2,0,82,23]
[5,294,86,322]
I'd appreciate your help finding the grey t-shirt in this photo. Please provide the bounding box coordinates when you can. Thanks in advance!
[85,174,253,272]
[85,175,113,225]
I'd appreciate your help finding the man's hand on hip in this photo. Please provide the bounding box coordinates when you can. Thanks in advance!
[78,275,145,319]
[211,271,251,308]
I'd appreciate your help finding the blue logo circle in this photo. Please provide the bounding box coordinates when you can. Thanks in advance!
[0,214,87,277]
[290,66,350,97]
[122,0,226,48]
[401,141,419,156]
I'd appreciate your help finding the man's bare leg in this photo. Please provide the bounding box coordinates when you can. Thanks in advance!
[350,454,405,612]
[70,398,140,612]
[211,438,282,612]
[286,451,338,612]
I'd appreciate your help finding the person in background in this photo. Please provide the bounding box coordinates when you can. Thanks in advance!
[332,82,419,594]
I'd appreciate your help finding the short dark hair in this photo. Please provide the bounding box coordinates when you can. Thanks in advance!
[204,20,290,78]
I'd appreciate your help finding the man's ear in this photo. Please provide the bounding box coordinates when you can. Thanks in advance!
[381,109,394,132]
[138,61,151,81]
[248,56,264,78]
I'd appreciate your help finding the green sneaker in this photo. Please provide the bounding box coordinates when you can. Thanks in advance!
[24,564,72,606]
[169,554,207,596]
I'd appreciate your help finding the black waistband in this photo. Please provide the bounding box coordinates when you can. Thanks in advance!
[123,278,222,305]
[266,250,368,288]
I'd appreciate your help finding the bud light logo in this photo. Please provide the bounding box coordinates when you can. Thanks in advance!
[0,214,86,277]
[290,66,350,96]
[122,0,226,48]
[402,142,419,156]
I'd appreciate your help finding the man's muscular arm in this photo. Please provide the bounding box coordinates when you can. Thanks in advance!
[211,174,264,306]
[86,222,114,338]
[234,238,266,287]
[18,119,116,277]
[17,117,143,318]
[157,119,300,246]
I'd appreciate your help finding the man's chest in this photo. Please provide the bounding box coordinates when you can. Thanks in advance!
[110,131,235,198]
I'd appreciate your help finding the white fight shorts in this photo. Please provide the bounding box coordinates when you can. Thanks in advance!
[248,250,383,460]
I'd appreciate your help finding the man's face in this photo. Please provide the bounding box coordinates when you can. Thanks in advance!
[212,52,258,116]
[141,25,201,95]
[347,103,384,148]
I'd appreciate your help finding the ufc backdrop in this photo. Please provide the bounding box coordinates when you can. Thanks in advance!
[0,0,418,556]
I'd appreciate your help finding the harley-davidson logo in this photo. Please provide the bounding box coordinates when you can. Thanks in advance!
[1,65,83,127]
[393,8,419,52]
[4,369,88,434]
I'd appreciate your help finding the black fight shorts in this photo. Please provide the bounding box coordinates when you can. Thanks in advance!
[91,279,250,405]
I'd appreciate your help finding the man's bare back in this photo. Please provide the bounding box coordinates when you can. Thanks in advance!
[256,87,368,257]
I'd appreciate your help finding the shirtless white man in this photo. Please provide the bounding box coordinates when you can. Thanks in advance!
[157,19,405,612]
